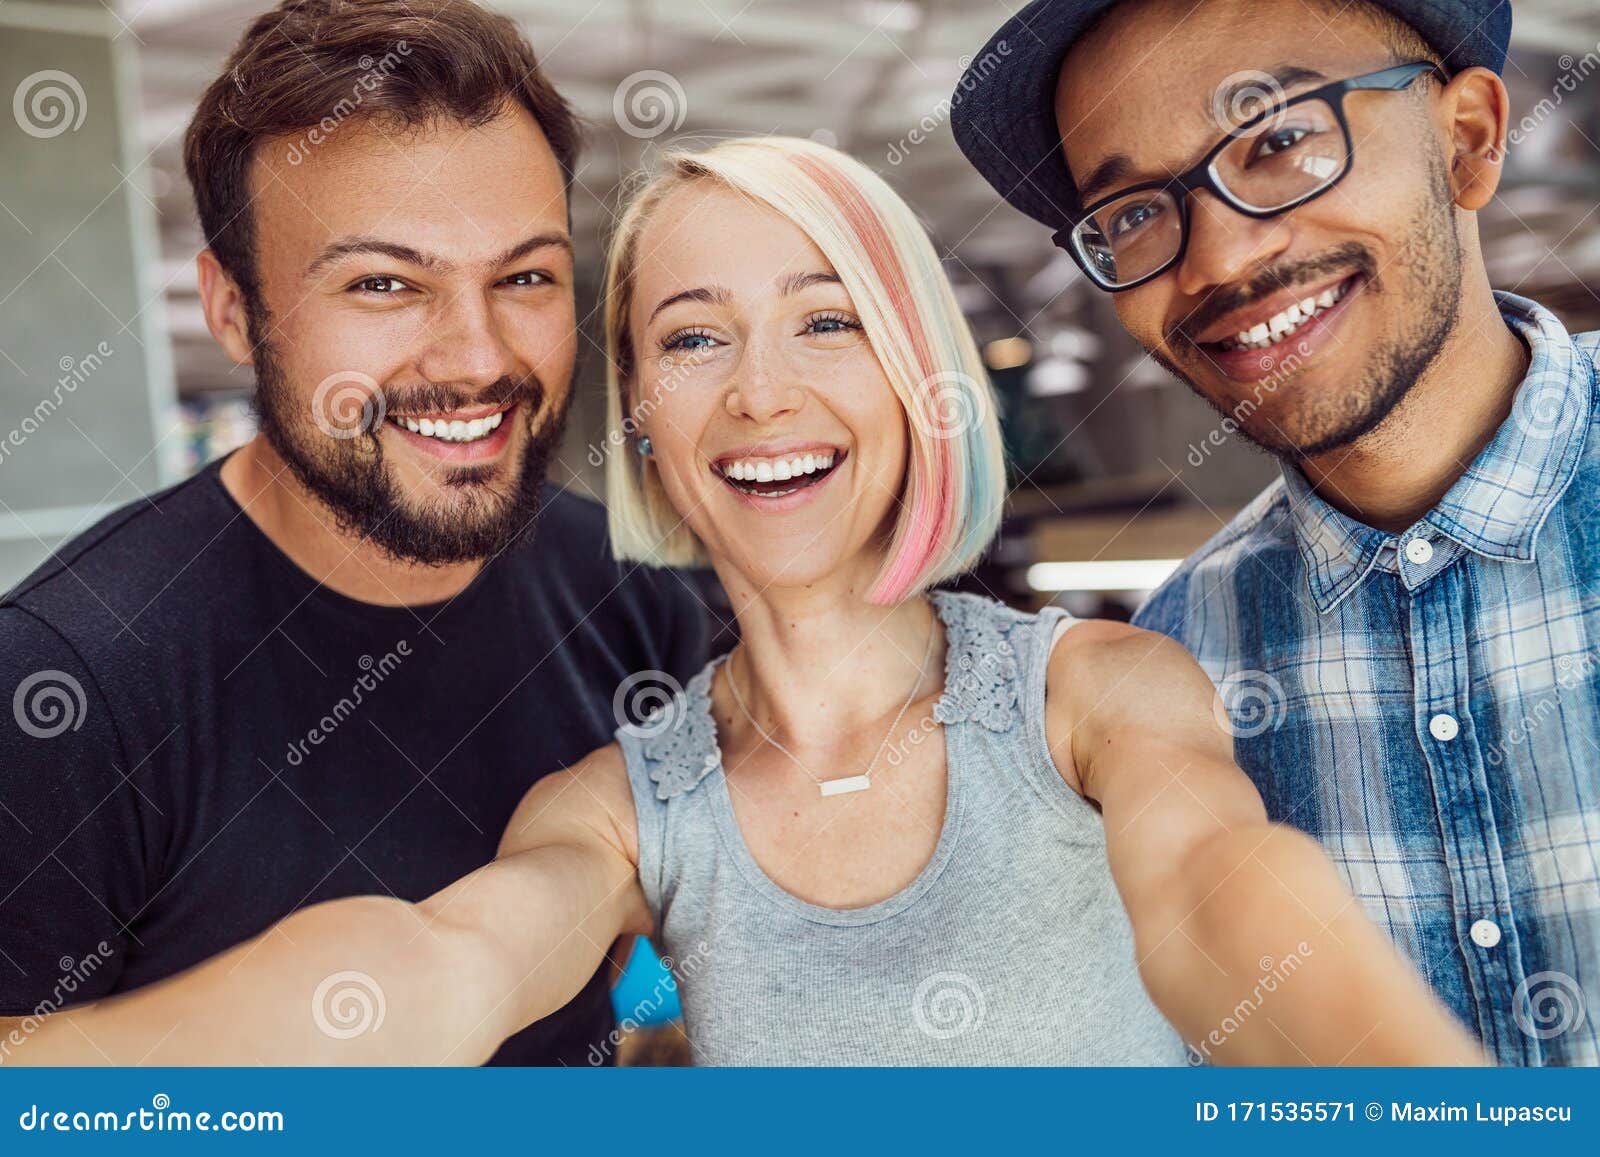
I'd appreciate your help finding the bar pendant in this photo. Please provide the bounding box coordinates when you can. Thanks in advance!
[818,775,872,797]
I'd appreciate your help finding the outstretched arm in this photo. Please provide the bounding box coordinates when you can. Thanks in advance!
[1047,621,1485,1066]
[9,746,648,1065]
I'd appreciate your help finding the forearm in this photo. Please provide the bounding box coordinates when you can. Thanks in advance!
[1138,823,1487,1066]
[11,895,507,1066]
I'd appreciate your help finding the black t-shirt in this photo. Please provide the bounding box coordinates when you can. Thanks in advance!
[0,458,707,1064]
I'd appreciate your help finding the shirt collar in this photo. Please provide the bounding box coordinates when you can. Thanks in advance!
[1282,291,1595,614]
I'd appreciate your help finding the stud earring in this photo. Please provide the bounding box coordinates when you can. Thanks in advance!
[636,435,653,458]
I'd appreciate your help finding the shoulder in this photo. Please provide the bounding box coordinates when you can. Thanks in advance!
[1131,480,1295,641]
[1049,619,1219,731]
[3,465,237,633]
[1045,618,1230,791]
[520,484,704,621]
[500,741,640,867]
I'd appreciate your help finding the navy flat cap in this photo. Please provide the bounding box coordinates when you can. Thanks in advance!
[950,0,1512,228]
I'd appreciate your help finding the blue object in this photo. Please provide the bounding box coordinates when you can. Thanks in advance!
[610,936,681,1027]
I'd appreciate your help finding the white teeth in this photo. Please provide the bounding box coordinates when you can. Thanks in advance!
[719,451,839,486]
[1225,281,1352,350]
[396,410,506,442]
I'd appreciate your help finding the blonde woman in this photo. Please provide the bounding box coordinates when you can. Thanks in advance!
[17,137,1483,1066]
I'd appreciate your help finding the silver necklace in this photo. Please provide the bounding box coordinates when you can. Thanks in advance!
[725,620,940,797]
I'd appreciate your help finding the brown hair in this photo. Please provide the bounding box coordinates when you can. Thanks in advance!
[183,0,582,314]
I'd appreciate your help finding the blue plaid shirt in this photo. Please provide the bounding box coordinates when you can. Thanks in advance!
[1135,292,1599,1066]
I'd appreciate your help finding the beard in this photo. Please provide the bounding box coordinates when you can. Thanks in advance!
[1158,147,1463,462]
[248,333,571,567]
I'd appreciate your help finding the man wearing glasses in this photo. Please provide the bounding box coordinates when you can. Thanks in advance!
[954,0,1598,1065]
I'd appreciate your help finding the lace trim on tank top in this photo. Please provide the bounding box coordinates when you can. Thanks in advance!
[639,590,1032,801]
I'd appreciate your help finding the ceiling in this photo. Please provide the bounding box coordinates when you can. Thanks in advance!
[114,0,1600,396]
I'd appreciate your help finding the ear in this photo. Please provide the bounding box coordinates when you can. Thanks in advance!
[1440,66,1510,212]
[196,250,256,366]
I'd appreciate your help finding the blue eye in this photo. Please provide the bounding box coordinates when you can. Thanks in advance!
[807,312,860,335]
[661,328,718,353]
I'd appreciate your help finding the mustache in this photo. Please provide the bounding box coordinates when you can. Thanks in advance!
[1168,242,1377,348]
[381,374,544,416]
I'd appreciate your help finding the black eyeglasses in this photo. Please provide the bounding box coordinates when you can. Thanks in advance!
[1055,61,1445,292]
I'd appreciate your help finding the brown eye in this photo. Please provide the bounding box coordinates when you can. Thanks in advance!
[351,276,408,295]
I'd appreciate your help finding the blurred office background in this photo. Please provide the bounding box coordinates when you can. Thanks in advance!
[3,0,1600,604]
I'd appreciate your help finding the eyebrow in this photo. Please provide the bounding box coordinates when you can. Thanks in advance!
[303,231,572,280]
[1074,64,1331,206]
[645,270,842,325]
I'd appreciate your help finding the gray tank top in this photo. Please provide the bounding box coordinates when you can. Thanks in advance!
[616,590,1188,1065]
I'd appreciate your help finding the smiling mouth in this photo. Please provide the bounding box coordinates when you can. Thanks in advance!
[385,401,515,445]
[713,448,844,498]
[1202,272,1364,354]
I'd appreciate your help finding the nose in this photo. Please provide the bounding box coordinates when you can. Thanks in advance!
[1173,190,1293,299]
[417,289,519,390]
[724,334,804,424]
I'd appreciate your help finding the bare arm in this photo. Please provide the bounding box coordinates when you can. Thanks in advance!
[8,746,648,1065]
[1047,621,1485,1066]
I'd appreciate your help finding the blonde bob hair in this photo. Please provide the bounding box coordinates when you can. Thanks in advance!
[601,135,1006,605]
